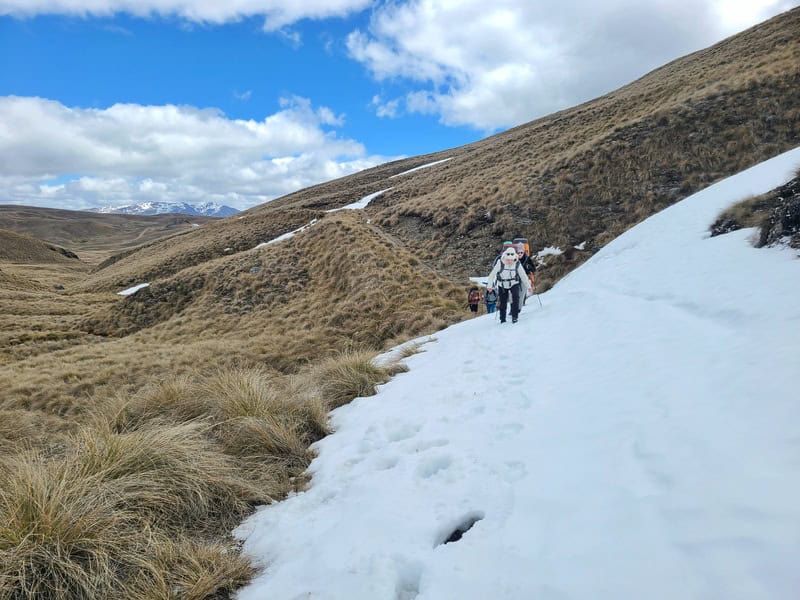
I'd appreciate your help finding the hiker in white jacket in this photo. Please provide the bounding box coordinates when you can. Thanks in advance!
[486,247,530,323]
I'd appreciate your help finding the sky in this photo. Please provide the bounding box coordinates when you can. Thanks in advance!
[0,1,796,211]
[234,147,800,599]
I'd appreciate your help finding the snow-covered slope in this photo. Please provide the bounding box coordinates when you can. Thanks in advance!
[235,149,800,600]
[90,201,238,217]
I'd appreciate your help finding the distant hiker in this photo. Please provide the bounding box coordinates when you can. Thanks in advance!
[484,287,497,313]
[467,287,481,314]
[514,242,537,305]
[487,247,530,323]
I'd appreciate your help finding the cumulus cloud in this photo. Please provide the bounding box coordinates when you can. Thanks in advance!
[0,96,392,210]
[0,0,372,30]
[346,0,796,131]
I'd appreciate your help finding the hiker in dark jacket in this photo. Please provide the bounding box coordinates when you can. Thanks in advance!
[486,247,530,323]
[514,242,536,305]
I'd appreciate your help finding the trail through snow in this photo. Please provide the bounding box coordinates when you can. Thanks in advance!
[236,148,800,600]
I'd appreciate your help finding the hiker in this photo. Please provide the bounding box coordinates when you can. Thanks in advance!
[490,240,515,271]
[467,287,481,314]
[484,287,497,313]
[487,247,530,323]
[514,242,537,305]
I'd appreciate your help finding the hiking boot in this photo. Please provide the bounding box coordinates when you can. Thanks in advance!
[499,318,506,323]
[512,317,518,323]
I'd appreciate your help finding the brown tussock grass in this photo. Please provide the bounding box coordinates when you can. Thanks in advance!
[123,537,256,600]
[64,422,263,532]
[309,350,399,410]
[0,348,405,599]
[0,451,154,599]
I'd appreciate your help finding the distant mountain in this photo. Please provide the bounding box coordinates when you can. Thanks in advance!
[91,201,239,218]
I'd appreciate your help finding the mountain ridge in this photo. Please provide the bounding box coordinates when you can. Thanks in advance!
[89,201,239,218]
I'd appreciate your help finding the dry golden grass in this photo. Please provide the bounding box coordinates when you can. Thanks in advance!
[0,352,401,599]
[0,450,153,599]
[0,229,78,264]
[64,422,263,531]
[0,409,72,454]
[123,537,256,600]
[83,207,323,291]
[310,350,398,410]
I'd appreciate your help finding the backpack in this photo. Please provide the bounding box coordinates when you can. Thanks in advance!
[468,290,481,304]
[484,289,497,303]
[494,263,522,289]
[519,254,536,275]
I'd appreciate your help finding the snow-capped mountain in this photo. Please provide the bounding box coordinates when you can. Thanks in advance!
[90,201,239,218]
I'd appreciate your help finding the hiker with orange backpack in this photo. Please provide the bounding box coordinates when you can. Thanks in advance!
[514,242,537,305]
[486,246,530,323]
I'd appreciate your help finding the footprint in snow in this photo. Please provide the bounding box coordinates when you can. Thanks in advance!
[416,454,453,479]
[386,422,422,443]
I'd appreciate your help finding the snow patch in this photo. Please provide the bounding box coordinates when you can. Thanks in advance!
[390,158,452,178]
[328,188,393,212]
[537,246,563,257]
[117,283,150,296]
[255,219,319,249]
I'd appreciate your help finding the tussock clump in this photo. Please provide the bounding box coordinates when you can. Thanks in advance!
[197,367,282,421]
[65,422,262,532]
[198,368,329,471]
[710,175,800,248]
[0,451,153,599]
[0,409,71,454]
[108,368,329,479]
[310,351,394,410]
[710,194,772,236]
[105,375,208,432]
[124,537,256,600]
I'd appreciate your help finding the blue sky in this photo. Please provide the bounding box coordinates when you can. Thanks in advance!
[0,13,474,156]
[0,0,795,211]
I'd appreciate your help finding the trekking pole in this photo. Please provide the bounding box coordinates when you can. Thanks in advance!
[533,283,543,307]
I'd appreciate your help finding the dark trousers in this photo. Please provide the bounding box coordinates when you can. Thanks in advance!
[498,284,520,321]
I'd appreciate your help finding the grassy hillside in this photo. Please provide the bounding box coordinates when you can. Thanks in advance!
[69,8,800,297]
[0,229,80,263]
[0,205,213,264]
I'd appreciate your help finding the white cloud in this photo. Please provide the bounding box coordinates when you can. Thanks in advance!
[371,95,400,119]
[277,28,303,48]
[0,0,373,30]
[346,0,796,131]
[234,90,253,101]
[0,96,392,210]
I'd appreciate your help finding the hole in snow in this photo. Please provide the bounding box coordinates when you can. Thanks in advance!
[437,512,484,546]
